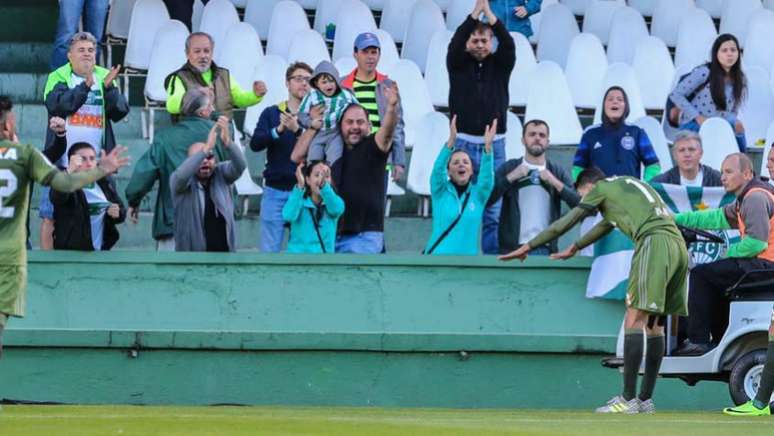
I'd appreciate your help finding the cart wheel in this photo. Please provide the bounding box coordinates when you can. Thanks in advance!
[728,349,768,405]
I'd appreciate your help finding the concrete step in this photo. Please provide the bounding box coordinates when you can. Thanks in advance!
[0,0,58,43]
[0,43,53,74]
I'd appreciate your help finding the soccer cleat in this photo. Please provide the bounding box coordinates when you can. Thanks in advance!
[595,396,640,414]
[723,401,771,416]
[637,399,656,414]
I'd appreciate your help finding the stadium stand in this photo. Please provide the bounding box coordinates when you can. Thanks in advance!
[331,0,378,62]
[266,0,310,59]
[650,0,694,48]
[564,32,607,109]
[424,29,452,108]
[405,111,449,216]
[380,0,418,43]
[535,2,578,68]
[523,61,582,145]
[581,0,623,45]
[401,0,446,74]
[243,0,283,40]
[507,31,537,107]
[719,0,762,48]
[743,10,774,72]
[739,66,774,148]
[200,0,240,64]
[632,36,675,110]
[123,0,170,101]
[593,62,647,124]
[673,7,716,71]
[606,6,648,64]
[288,29,331,66]
[635,115,673,171]
[699,117,743,170]
[504,111,524,161]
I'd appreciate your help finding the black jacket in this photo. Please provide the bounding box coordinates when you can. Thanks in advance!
[50,177,126,251]
[487,158,581,254]
[651,164,722,187]
[447,16,515,136]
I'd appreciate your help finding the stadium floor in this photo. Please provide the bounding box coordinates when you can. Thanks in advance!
[1,405,773,435]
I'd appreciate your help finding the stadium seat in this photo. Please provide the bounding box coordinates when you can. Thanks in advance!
[628,0,657,17]
[661,64,694,142]
[192,0,204,32]
[524,61,582,145]
[446,0,476,31]
[199,0,240,60]
[382,59,434,149]
[760,122,774,176]
[229,0,246,7]
[219,23,264,90]
[581,0,624,45]
[696,0,723,18]
[424,29,453,107]
[508,32,538,107]
[296,0,320,8]
[363,0,387,10]
[606,6,648,64]
[380,0,419,43]
[674,8,716,71]
[288,29,331,66]
[560,0,593,16]
[431,0,450,11]
[242,55,289,134]
[742,10,774,72]
[767,0,774,9]
[535,3,579,68]
[739,66,774,149]
[406,111,450,216]
[334,56,357,75]
[331,0,378,62]
[593,63,647,124]
[244,0,283,40]
[402,0,446,73]
[564,33,607,109]
[719,0,763,48]
[699,117,739,170]
[232,120,264,215]
[632,36,675,110]
[374,29,401,73]
[143,20,189,143]
[650,0,695,48]
[314,0,345,35]
[105,0,138,66]
[634,116,673,171]
[385,176,405,217]
[266,1,310,60]
[528,0,559,44]
[505,111,524,161]
[124,0,170,101]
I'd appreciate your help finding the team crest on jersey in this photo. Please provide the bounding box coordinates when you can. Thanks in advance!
[0,146,18,160]
[620,135,635,151]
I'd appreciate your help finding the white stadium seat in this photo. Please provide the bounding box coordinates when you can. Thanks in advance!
[288,29,331,67]
[742,10,774,72]
[446,0,476,31]
[382,59,434,148]
[560,0,593,16]
[314,0,344,34]
[402,0,446,73]
[524,61,582,145]
[200,0,240,60]
[406,111,450,216]
[535,3,579,68]
[331,0,378,62]
[628,0,658,17]
[699,117,740,169]
[125,0,170,71]
[606,6,648,64]
[739,67,774,149]
[191,0,204,32]
[650,0,695,48]
[696,0,723,18]
[719,0,762,48]
[508,32,538,107]
[528,0,559,44]
[229,0,246,7]
[105,0,138,65]
[431,0,450,11]
[505,111,524,161]
[363,0,386,10]
[635,116,673,171]
[374,29,401,72]
[220,23,264,90]
[766,0,774,9]
[632,36,675,110]
[593,63,647,125]
[266,1,310,60]
[242,55,289,134]
[564,33,607,109]
[424,29,453,107]
[380,0,419,43]
[296,0,320,8]
[334,57,357,76]
[674,8,717,71]
[244,0,283,40]
[581,0,624,45]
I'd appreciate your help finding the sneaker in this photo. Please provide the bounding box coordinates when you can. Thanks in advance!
[595,396,640,414]
[723,401,771,416]
[638,399,656,414]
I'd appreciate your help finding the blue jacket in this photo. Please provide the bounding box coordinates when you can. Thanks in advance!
[490,0,542,38]
[573,123,659,179]
[425,146,494,255]
[282,184,345,253]
[250,102,300,191]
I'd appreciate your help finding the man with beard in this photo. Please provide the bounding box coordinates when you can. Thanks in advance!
[487,120,579,255]
[165,32,266,119]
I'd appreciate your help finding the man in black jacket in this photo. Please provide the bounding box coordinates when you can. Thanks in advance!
[50,142,126,251]
[651,131,722,187]
[447,0,515,254]
[488,120,580,255]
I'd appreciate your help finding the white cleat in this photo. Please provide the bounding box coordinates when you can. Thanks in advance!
[595,396,640,414]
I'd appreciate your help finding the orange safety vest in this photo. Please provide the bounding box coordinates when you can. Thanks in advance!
[737,187,774,262]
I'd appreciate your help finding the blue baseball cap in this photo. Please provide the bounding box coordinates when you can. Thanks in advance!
[354,32,380,51]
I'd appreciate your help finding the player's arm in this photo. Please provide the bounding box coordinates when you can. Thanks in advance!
[35,146,129,192]
[575,219,614,250]
[528,206,594,249]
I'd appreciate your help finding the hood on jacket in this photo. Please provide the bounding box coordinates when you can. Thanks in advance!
[311,60,343,94]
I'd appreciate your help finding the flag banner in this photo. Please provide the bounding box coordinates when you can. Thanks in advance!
[584,183,738,300]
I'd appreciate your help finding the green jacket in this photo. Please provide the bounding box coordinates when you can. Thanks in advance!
[124,117,225,240]
[282,184,345,253]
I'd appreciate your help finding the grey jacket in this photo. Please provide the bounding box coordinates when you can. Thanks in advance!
[669,64,741,126]
[170,141,246,252]
[651,164,723,187]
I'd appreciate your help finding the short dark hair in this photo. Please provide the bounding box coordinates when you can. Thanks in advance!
[471,22,493,36]
[338,103,369,132]
[0,95,11,124]
[575,167,606,190]
[523,119,550,137]
[67,142,96,159]
[286,62,313,81]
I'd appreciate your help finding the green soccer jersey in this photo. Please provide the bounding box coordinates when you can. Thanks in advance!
[0,140,58,266]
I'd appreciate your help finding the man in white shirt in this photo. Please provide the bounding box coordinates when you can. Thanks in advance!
[651,131,722,187]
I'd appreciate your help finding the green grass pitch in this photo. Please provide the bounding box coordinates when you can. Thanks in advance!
[1,405,774,435]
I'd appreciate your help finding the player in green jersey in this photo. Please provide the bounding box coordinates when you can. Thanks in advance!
[500,167,689,414]
[0,96,128,358]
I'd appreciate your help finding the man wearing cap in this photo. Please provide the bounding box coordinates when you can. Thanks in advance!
[340,32,406,185]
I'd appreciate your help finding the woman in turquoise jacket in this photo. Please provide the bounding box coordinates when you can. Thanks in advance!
[282,161,345,253]
[424,116,496,255]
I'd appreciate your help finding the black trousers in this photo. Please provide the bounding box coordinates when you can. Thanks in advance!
[163,0,209,31]
[688,257,774,343]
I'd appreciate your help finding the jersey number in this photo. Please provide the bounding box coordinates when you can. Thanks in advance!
[0,169,17,218]
[624,178,669,217]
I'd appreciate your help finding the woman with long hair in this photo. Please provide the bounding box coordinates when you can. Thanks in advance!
[669,33,748,151]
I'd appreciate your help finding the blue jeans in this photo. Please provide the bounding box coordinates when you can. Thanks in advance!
[38,186,54,219]
[259,186,291,253]
[336,232,384,254]
[529,245,551,255]
[51,0,109,70]
[453,137,506,254]
[680,119,747,153]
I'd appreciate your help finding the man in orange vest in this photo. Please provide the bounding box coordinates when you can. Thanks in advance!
[674,152,774,357]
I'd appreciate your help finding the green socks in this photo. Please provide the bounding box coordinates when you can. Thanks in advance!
[639,335,665,401]
[623,330,644,401]
[753,340,774,409]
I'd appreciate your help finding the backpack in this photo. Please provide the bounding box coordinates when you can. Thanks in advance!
[666,63,711,128]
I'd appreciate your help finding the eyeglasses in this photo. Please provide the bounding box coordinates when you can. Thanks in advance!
[289,75,311,83]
